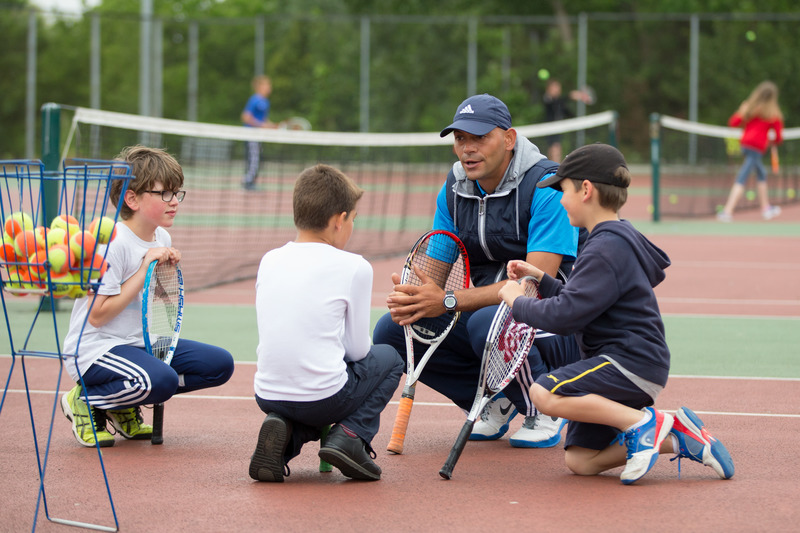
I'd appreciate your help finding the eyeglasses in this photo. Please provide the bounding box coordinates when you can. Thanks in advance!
[143,190,186,202]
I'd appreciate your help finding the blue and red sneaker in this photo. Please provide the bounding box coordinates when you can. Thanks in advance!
[670,406,734,479]
[620,407,674,485]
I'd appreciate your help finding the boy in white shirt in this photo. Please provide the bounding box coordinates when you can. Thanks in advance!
[61,145,234,447]
[250,164,403,482]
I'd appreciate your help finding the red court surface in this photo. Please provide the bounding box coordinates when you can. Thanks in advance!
[2,204,799,532]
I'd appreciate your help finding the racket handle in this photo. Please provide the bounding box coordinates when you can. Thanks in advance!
[387,394,415,455]
[439,420,474,480]
[319,424,333,472]
[771,145,780,173]
[151,403,164,445]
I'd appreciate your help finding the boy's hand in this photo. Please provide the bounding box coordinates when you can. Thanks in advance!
[499,279,525,308]
[143,246,181,267]
[507,259,543,282]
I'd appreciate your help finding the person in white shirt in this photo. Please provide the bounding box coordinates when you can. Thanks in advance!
[250,164,403,483]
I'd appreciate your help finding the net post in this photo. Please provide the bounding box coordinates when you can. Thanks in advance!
[649,113,661,223]
[608,111,619,147]
[40,102,61,311]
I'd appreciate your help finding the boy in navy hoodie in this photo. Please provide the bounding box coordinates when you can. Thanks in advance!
[498,143,734,484]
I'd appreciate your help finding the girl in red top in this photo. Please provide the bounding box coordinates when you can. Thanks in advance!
[718,81,784,221]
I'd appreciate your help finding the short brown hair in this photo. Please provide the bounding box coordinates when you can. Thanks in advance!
[569,165,630,212]
[293,164,364,231]
[111,145,184,220]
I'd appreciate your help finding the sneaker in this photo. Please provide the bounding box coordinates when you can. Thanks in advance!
[318,424,381,481]
[60,385,115,448]
[509,412,567,448]
[469,394,518,441]
[107,407,153,440]
[762,205,781,220]
[670,407,734,479]
[249,413,291,482]
[716,211,733,222]
[619,407,674,485]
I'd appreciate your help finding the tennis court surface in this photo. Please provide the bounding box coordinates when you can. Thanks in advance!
[2,203,799,532]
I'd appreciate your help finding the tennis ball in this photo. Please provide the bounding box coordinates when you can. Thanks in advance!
[69,231,97,261]
[89,216,117,244]
[646,204,654,214]
[46,227,68,248]
[50,214,79,232]
[537,68,550,81]
[28,248,51,280]
[745,30,756,41]
[34,226,50,249]
[49,270,77,299]
[1,239,21,264]
[48,244,73,275]
[788,188,796,200]
[4,266,37,295]
[68,282,89,299]
[745,190,756,201]
[74,253,108,283]
[668,194,679,205]
[14,229,39,258]
[4,211,34,239]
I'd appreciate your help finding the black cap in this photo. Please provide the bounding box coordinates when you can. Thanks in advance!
[538,143,629,189]
[440,94,512,137]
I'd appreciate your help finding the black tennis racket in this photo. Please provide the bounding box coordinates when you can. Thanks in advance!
[439,277,538,479]
[386,230,470,455]
[141,260,184,445]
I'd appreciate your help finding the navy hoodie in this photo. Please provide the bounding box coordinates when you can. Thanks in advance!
[512,219,671,388]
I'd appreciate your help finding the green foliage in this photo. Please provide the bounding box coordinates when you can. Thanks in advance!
[2,1,800,163]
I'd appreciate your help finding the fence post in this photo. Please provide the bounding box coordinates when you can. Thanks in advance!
[649,113,661,223]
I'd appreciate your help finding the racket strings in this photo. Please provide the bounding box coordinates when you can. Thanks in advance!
[147,264,180,360]
[407,235,468,291]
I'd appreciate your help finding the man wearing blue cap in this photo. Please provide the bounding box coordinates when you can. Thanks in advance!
[374,94,580,448]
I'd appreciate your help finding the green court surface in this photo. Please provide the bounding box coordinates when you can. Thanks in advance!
[2,300,798,380]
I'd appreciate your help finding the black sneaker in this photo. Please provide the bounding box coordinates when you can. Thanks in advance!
[249,413,291,482]
[318,424,381,481]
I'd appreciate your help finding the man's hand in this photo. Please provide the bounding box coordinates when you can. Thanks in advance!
[386,265,447,326]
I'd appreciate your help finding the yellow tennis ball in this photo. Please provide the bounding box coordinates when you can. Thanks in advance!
[5,211,34,240]
[50,214,79,232]
[668,194,679,205]
[48,244,73,275]
[46,227,68,248]
[68,282,89,299]
[89,216,117,244]
[788,188,796,199]
[646,204,654,214]
[49,270,77,298]
[745,190,756,201]
[34,226,49,249]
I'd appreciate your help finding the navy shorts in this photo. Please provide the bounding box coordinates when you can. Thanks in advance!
[535,355,655,451]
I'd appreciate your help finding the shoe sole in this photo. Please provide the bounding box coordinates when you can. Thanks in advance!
[469,410,518,441]
[60,391,114,448]
[318,448,381,481]
[108,416,153,440]
[676,407,734,479]
[509,419,567,448]
[621,410,674,485]
[249,417,288,482]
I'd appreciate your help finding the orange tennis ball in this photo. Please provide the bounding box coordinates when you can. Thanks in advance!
[50,214,79,232]
[89,216,117,244]
[14,229,38,258]
[46,227,68,248]
[34,226,50,249]
[1,239,21,264]
[48,244,73,275]
[75,253,108,282]
[28,248,50,280]
[69,231,97,261]
[4,211,35,239]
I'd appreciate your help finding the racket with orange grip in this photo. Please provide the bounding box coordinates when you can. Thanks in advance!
[386,230,469,455]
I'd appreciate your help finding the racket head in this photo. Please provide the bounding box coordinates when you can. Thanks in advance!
[401,230,470,292]
[482,276,539,394]
[141,260,184,364]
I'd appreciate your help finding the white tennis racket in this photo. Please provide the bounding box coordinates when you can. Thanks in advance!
[386,230,470,455]
[142,260,184,445]
[439,277,539,479]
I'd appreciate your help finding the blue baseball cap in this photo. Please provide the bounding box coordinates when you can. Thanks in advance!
[439,94,512,137]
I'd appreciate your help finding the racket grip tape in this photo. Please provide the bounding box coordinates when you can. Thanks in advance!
[386,395,414,455]
[151,403,164,445]
[439,420,474,480]
[319,424,333,472]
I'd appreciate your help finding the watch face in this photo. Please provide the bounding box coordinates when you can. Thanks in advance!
[444,294,457,310]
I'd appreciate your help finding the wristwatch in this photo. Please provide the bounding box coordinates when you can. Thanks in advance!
[443,290,458,314]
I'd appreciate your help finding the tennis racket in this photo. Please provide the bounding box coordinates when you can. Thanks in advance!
[771,145,780,174]
[142,259,184,445]
[439,277,539,479]
[386,230,470,455]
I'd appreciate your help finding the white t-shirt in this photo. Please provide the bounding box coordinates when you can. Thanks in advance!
[253,241,373,402]
[62,223,172,381]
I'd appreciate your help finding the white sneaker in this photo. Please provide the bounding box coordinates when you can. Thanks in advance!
[762,205,781,220]
[469,395,518,441]
[509,412,567,448]
[716,211,732,222]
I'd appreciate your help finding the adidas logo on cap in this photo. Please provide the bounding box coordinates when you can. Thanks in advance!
[459,104,475,114]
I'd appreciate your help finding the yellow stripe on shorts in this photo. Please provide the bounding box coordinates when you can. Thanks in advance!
[549,361,612,393]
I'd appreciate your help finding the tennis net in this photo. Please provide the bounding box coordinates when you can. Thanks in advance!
[650,114,800,220]
[60,106,617,290]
